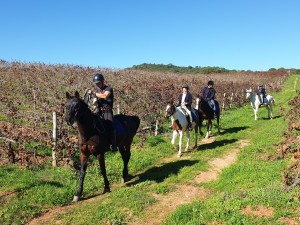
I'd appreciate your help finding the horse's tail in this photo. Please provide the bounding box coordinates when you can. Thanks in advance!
[133,116,140,133]
[272,98,276,106]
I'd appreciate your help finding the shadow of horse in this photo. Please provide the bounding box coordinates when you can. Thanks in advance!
[220,126,249,134]
[197,139,238,151]
[125,160,199,186]
[65,91,140,202]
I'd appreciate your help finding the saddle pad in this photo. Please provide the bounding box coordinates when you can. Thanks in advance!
[263,98,268,104]
[114,119,125,135]
[191,111,197,121]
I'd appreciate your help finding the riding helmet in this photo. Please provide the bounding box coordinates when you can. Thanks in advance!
[207,80,214,86]
[182,84,189,89]
[93,73,105,83]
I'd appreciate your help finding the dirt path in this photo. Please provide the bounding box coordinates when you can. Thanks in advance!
[128,139,250,225]
[27,139,250,225]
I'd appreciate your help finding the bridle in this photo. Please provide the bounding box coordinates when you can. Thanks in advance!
[165,104,176,118]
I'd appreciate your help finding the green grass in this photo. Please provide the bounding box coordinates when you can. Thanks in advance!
[0,75,300,225]
[163,75,300,225]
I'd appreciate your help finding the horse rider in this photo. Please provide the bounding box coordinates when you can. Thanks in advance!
[202,80,217,116]
[88,73,118,152]
[177,84,193,131]
[257,84,266,106]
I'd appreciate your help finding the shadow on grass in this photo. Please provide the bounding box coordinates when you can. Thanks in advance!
[197,138,239,151]
[125,159,199,186]
[261,115,281,120]
[219,126,249,134]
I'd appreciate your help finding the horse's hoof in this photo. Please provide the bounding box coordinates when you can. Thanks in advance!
[103,188,111,194]
[72,196,80,202]
[121,177,129,183]
[177,154,182,158]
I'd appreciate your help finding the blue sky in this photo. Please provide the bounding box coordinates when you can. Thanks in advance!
[1,0,299,71]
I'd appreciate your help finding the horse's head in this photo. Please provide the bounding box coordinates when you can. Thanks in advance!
[245,89,252,99]
[65,91,89,125]
[165,102,176,118]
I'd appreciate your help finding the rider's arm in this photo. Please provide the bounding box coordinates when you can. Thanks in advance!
[94,90,111,100]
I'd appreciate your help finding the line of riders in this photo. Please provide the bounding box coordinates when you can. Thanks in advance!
[86,73,267,151]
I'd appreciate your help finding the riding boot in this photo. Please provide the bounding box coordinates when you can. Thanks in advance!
[259,95,263,106]
[110,124,118,152]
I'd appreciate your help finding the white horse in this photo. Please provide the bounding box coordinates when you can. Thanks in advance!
[245,89,275,120]
[165,103,200,157]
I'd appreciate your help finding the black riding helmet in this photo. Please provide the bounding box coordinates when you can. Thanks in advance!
[93,73,105,84]
[182,84,189,89]
[207,80,214,86]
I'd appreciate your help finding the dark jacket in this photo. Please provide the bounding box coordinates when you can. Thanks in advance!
[177,93,192,110]
[202,87,216,101]
[257,88,266,97]
[95,85,114,109]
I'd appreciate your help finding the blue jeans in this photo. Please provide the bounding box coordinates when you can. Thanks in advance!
[209,99,216,111]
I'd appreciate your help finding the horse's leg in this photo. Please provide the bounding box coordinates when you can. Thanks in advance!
[171,130,177,145]
[185,130,190,152]
[119,143,131,182]
[193,124,198,149]
[97,153,110,194]
[73,153,89,202]
[269,103,273,119]
[178,131,183,157]
[217,115,220,133]
[205,121,210,139]
[254,107,258,120]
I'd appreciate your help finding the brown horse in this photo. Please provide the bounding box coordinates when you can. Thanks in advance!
[195,97,220,138]
[65,91,140,202]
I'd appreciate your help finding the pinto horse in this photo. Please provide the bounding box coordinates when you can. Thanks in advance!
[245,89,275,120]
[65,91,140,202]
[165,102,200,157]
[195,97,220,138]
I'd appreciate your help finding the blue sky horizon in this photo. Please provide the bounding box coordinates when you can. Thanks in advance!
[1,1,299,71]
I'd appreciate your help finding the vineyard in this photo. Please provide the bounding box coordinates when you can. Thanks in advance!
[0,60,289,166]
[1,60,300,224]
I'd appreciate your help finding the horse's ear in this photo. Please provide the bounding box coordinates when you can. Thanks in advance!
[75,91,80,98]
[66,92,71,99]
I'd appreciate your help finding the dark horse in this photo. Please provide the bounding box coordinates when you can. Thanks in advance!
[195,97,220,138]
[65,91,140,202]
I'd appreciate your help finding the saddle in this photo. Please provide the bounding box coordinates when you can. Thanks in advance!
[179,107,197,122]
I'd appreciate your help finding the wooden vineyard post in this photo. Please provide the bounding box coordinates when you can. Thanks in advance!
[154,119,158,136]
[222,93,226,112]
[52,112,57,167]
[117,104,120,114]
[229,93,234,109]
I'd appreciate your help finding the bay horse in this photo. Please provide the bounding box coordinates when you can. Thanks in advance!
[164,102,200,157]
[245,89,275,120]
[65,91,140,202]
[195,97,220,138]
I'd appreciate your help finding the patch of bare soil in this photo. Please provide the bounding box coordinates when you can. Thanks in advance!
[195,140,250,183]
[129,185,209,225]
[241,205,274,218]
[278,216,300,225]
